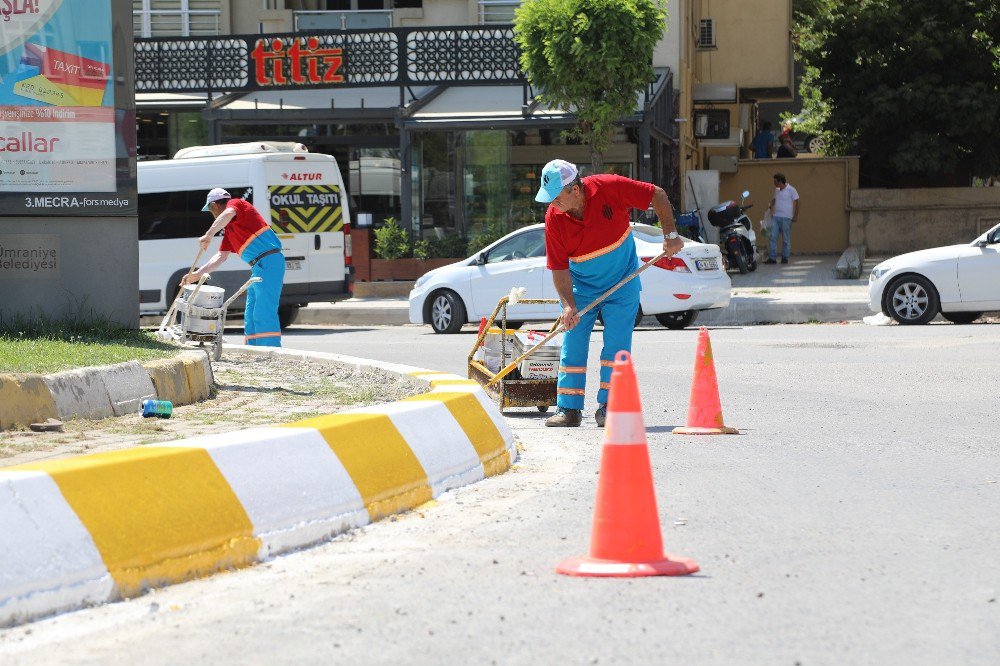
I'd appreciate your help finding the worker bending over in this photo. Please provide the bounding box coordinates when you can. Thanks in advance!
[536,160,682,427]
[183,188,286,347]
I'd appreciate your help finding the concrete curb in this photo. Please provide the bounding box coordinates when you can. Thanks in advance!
[0,349,515,627]
[0,350,213,430]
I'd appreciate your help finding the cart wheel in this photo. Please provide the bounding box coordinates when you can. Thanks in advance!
[537,405,549,413]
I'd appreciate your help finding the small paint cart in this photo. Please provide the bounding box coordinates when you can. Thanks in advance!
[467,295,559,413]
[158,275,261,361]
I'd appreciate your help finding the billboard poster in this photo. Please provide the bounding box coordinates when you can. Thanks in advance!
[0,0,134,216]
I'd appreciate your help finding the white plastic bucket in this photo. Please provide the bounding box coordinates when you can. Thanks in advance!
[181,285,225,334]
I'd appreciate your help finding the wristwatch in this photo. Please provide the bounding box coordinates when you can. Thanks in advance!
[665,231,679,240]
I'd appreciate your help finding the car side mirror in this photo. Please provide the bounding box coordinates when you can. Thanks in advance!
[988,232,1000,245]
[477,252,487,265]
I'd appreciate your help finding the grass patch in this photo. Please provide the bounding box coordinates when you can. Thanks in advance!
[0,313,177,374]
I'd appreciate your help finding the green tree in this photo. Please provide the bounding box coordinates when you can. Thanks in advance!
[804,0,1000,186]
[514,0,666,172]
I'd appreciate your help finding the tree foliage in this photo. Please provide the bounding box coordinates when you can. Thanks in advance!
[803,0,1000,186]
[514,0,666,172]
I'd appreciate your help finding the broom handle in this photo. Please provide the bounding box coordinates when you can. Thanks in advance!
[158,246,206,334]
[485,250,668,387]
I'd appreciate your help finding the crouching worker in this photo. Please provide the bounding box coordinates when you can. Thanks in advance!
[536,160,683,427]
[182,188,286,347]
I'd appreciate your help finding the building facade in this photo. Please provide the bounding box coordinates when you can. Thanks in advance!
[134,0,790,244]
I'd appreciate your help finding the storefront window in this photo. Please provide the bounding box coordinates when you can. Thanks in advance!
[412,132,462,255]
[349,148,401,229]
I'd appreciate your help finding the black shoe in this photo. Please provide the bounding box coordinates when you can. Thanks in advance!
[545,409,582,427]
[595,404,607,428]
[764,259,777,265]
[781,257,789,264]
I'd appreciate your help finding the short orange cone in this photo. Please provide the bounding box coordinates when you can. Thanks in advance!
[673,327,739,435]
[556,350,699,578]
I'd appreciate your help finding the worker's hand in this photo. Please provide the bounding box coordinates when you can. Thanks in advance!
[180,271,199,286]
[662,235,684,258]
[560,305,580,331]
[198,234,212,251]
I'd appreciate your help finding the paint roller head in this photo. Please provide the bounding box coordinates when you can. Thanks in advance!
[508,286,527,306]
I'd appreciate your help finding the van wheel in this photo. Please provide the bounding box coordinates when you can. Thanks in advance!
[278,306,299,329]
[428,290,466,334]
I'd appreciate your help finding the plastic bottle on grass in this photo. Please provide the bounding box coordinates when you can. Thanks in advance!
[141,399,173,419]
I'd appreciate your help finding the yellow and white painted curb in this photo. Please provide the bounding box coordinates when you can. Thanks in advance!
[0,348,514,627]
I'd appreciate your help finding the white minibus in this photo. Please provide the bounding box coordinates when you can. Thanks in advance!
[137,142,353,327]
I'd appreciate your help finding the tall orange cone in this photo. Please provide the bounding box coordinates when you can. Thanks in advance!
[557,350,699,577]
[672,327,739,435]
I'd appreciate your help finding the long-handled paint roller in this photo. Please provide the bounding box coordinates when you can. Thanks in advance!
[155,246,206,341]
[485,249,669,387]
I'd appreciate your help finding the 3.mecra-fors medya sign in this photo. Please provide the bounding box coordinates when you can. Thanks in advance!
[251,36,345,87]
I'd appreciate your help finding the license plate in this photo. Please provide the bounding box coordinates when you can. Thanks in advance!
[695,258,719,271]
[285,260,302,270]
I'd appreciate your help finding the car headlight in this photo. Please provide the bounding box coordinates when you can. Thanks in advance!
[870,266,892,282]
[413,273,432,289]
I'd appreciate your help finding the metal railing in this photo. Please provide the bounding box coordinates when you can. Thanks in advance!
[294,10,393,32]
[133,9,221,38]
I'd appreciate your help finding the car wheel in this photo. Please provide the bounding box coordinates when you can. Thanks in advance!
[428,290,466,334]
[883,274,939,325]
[655,310,699,329]
[278,306,299,329]
[941,311,982,325]
[597,306,643,329]
[808,136,827,154]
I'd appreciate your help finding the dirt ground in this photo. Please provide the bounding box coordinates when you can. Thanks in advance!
[0,351,423,468]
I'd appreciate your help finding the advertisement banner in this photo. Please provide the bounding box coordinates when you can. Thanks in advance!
[0,0,133,215]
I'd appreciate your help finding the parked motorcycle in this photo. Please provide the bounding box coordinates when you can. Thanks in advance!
[707,190,758,274]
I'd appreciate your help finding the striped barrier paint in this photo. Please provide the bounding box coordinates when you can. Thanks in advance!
[0,367,514,627]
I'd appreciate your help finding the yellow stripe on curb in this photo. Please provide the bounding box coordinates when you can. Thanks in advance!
[403,392,510,477]
[143,358,193,405]
[16,447,259,597]
[284,413,432,520]
[0,374,58,429]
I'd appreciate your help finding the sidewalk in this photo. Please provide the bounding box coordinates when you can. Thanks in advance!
[295,255,877,328]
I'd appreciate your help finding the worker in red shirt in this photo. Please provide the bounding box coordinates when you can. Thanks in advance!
[537,160,683,427]
[182,188,286,347]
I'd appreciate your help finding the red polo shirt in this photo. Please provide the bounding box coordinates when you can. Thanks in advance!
[219,198,271,255]
[544,174,655,271]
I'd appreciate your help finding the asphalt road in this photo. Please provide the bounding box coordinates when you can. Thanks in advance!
[2,322,998,665]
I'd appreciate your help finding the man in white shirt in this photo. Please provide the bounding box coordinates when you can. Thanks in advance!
[765,172,799,264]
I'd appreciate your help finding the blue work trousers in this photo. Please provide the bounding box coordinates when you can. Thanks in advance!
[769,216,793,260]
[556,290,639,411]
[244,253,285,346]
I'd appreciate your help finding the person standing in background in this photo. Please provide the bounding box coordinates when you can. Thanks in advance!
[765,173,799,265]
[753,121,775,159]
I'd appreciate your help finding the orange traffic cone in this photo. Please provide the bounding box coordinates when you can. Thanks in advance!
[672,327,739,435]
[557,350,699,578]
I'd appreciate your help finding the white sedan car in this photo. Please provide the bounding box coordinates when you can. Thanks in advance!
[869,221,1000,324]
[409,223,731,333]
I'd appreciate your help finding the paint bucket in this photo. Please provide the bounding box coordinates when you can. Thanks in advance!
[180,284,225,334]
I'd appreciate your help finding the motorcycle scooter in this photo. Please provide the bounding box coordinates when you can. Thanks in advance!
[707,190,757,274]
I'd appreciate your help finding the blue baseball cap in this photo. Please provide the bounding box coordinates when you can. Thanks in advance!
[535,159,579,203]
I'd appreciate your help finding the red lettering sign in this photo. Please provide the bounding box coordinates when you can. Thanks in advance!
[251,37,345,87]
